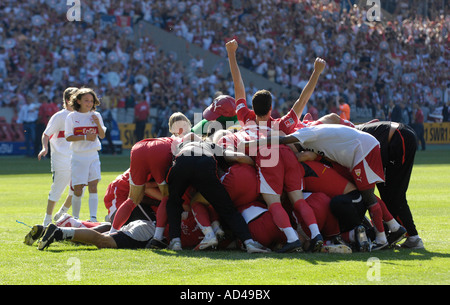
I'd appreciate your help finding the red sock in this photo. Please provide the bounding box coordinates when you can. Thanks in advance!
[191,201,211,227]
[293,199,317,227]
[268,202,292,229]
[156,196,168,227]
[112,198,136,230]
[369,203,384,233]
[376,196,394,222]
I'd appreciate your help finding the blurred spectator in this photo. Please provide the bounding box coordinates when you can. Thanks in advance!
[16,96,39,157]
[134,95,150,142]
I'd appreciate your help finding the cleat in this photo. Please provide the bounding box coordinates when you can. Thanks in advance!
[400,236,424,249]
[24,225,45,246]
[277,240,303,253]
[245,240,271,254]
[321,244,352,254]
[355,225,371,252]
[168,239,182,251]
[194,235,218,251]
[309,234,324,252]
[371,241,388,251]
[146,238,168,249]
[387,226,407,247]
[37,224,62,250]
[55,213,72,227]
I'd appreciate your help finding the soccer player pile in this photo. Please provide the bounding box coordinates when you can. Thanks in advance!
[25,40,423,254]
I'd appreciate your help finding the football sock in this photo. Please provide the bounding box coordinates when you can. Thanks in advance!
[43,214,52,227]
[308,224,320,239]
[88,193,98,220]
[293,199,318,230]
[153,227,165,240]
[111,198,135,231]
[268,202,298,243]
[59,227,75,240]
[368,202,385,235]
[57,205,69,215]
[72,194,82,219]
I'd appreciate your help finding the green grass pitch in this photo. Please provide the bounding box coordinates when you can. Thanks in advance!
[0,147,449,285]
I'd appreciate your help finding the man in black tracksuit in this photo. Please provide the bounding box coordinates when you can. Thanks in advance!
[356,121,423,249]
[165,133,269,253]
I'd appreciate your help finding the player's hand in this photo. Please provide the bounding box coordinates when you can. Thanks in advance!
[37,148,47,160]
[85,132,97,141]
[226,39,238,54]
[314,57,326,74]
[91,114,100,125]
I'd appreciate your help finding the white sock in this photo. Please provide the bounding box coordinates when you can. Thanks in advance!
[386,219,400,232]
[88,193,98,220]
[201,226,215,239]
[308,223,320,239]
[43,214,52,227]
[72,194,82,219]
[375,231,387,244]
[59,227,75,240]
[153,227,165,240]
[57,205,69,214]
[281,227,299,243]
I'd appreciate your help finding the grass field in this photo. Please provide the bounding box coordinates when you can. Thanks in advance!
[0,147,449,287]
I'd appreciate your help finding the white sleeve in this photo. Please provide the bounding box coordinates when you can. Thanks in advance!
[43,112,59,137]
[65,113,74,138]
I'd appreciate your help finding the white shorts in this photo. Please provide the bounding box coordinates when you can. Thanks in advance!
[71,151,101,186]
[48,169,71,202]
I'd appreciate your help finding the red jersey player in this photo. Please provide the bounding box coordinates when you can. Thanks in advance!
[225,39,327,252]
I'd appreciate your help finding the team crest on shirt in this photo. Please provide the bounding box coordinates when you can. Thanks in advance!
[354,168,361,177]
[284,118,295,128]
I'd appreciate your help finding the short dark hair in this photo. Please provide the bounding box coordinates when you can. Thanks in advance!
[252,90,272,116]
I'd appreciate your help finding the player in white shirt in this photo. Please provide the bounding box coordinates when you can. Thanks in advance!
[38,87,78,226]
[65,88,106,222]
[246,124,404,250]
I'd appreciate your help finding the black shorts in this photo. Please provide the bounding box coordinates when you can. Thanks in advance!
[111,232,149,249]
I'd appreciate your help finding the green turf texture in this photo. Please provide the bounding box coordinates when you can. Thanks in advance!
[0,147,449,285]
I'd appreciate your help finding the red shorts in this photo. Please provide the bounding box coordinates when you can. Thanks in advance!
[104,179,130,217]
[258,145,303,195]
[248,209,286,248]
[221,164,260,207]
[332,145,384,191]
[299,193,340,238]
[129,138,174,186]
[303,161,350,198]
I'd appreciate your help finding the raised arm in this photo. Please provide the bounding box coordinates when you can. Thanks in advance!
[226,39,246,101]
[291,58,326,117]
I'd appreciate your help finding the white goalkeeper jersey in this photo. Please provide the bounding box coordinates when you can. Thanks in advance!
[43,109,72,171]
[65,110,106,154]
[290,124,380,170]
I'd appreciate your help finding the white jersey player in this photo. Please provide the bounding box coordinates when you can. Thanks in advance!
[65,88,106,222]
[38,87,78,226]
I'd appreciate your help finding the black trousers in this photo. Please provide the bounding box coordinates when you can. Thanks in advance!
[166,155,252,242]
[377,123,418,236]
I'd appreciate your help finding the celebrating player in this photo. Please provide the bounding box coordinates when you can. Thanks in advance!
[224,38,327,252]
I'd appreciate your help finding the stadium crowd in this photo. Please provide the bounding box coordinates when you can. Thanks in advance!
[1,0,449,146]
